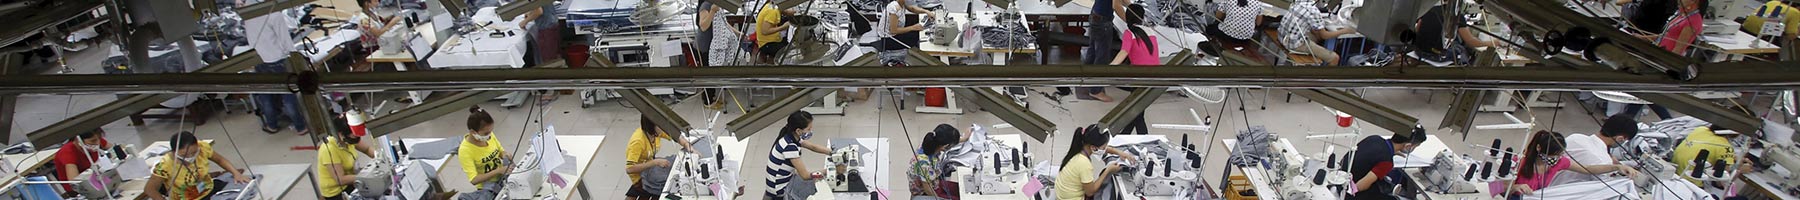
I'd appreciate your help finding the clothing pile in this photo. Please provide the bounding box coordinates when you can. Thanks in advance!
[975,22,1035,49]
[1227,126,1276,167]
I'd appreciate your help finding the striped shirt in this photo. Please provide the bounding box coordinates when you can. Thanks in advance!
[765,134,804,197]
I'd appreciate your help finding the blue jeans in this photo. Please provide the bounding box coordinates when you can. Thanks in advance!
[253,60,307,131]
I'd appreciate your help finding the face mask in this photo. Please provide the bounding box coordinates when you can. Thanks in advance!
[471,132,492,142]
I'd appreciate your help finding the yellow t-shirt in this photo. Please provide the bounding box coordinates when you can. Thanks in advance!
[152,142,216,200]
[755,5,784,47]
[1055,155,1097,200]
[459,137,507,187]
[1744,1,1800,36]
[1672,126,1735,185]
[626,128,673,184]
[316,137,360,197]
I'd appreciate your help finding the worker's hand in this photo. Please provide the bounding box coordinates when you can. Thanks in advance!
[1509,184,1534,195]
[1618,166,1639,179]
[652,159,672,167]
[231,169,251,183]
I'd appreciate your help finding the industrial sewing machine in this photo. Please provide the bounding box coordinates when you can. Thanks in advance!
[826,144,871,192]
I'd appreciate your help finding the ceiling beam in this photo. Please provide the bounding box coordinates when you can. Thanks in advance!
[1098,87,1165,136]
[23,51,260,147]
[1630,92,1774,138]
[618,89,693,133]
[950,88,1056,141]
[1438,90,1487,136]
[0,0,103,48]
[1289,89,1420,134]
[726,88,832,139]
[365,91,509,137]
[4,63,1799,94]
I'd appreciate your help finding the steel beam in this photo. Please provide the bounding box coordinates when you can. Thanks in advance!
[23,51,261,147]
[1438,90,1487,136]
[1097,87,1165,136]
[1484,0,1695,79]
[5,62,1800,94]
[365,91,509,137]
[1290,89,1420,134]
[1630,92,1773,138]
[0,0,103,48]
[726,88,832,139]
[950,88,1055,141]
[618,89,693,134]
[234,0,312,20]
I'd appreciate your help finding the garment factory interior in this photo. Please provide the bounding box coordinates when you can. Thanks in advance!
[1,0,1799,199]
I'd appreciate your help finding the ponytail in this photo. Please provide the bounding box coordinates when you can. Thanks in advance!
[466,106,493,131]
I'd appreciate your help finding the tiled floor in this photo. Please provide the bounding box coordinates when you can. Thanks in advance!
[9,22,1744,200]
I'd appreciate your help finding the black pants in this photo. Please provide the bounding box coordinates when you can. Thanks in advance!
[159,179,228,200]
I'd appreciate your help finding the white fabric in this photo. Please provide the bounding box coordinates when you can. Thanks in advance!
[426,33,531,68]
[1565,134,1615,166]
[245,13,298,63]
[301,29,364,63]
[1518,178,1637,200]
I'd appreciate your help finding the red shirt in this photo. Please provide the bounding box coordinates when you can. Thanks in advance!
[52,139,109,191]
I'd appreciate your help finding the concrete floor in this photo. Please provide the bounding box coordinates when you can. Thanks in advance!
[9,28,1742,200]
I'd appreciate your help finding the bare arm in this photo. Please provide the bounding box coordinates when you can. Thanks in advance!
[62,164,80,181]
[146,176,167,200]
[790,158,821,180]
[1458,27,1496,48]
[1355,171,1378,191]
[799,140,832,154]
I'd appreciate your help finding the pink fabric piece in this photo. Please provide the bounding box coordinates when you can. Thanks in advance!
[1658,13,1704,55]
[1514,156,1573,190]
[1119,29,1160,65]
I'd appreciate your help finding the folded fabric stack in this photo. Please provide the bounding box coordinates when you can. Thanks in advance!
[976,22,1035,49]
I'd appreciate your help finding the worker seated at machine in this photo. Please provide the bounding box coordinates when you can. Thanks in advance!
[1409,0,1504,65]
[146,131,253,200]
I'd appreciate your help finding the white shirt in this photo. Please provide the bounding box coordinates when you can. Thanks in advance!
[1565,133,1614,166]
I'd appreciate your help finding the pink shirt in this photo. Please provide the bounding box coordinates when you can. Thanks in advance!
[1658,12,1704,55]
[1515,156,1573,190]
[1120,29,1160,65]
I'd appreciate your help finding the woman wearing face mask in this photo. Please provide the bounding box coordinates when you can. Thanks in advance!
[459,106,513,196]
[53,129,112,194]
[625,115,697,200]
[1055,125,1138,200]
[764,111,833,200]
[909,124,963,199]
[319,112,377,200]
[146,131,250,200]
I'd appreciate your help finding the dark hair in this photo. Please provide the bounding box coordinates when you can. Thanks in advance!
[170,131,200,151]
[467,106,494,131]
[1600,114,1640,139]
[920,124,962,157]
[1393,126,1428,144]
[780,111,814,139]
[1519,130,1567,179]
[1062,124,1113,165]
[1124,4,1154,57]
[641,115,660,136]
[78,129,103,140]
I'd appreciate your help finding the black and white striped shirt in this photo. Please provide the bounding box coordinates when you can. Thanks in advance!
[765,134,804,197]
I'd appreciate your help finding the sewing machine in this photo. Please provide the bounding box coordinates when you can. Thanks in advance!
[825,144,871,192]
[354,160,397,198]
